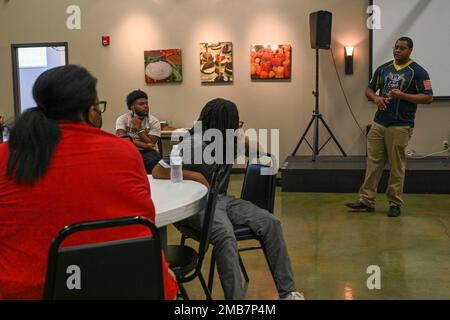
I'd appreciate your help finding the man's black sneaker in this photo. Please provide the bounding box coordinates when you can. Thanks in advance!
[345,201,375,212]
[387,205,401,217]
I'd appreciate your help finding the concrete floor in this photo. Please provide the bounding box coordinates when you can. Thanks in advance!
[167,174,450,300]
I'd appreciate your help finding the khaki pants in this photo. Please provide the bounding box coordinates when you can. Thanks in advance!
[359,122,414,208]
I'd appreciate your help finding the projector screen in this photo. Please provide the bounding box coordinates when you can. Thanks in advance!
[371,0,450,99]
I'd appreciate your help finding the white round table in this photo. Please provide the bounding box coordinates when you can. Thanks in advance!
[148,175,208,226]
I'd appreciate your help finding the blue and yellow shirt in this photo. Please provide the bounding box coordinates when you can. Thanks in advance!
[369,60,433,127]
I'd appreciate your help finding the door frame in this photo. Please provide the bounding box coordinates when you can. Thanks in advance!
[11,42,69,117]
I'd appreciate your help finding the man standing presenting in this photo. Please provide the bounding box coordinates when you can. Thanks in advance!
[116,90,162,173]
[346,37,433,217]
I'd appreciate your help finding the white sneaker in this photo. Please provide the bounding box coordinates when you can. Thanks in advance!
[280,291,305,300]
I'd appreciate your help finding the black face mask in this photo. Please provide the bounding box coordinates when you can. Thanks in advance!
[96,116,103,129]
[85,108,103,129]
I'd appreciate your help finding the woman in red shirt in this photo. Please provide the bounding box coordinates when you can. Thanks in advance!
[0,65,178,300]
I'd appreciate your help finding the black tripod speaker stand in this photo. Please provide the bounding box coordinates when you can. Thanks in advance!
[292,48,347,161]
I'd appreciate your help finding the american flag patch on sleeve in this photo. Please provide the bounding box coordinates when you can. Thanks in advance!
[423,80,433,90]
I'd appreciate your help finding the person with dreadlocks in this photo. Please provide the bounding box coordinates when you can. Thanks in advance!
[152,98,304,300]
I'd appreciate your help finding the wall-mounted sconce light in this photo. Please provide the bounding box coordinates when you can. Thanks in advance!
[345,46,354,75]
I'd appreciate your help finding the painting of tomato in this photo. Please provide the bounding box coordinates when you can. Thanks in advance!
[251,44,292,80]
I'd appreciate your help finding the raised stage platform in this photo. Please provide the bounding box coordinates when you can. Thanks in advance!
[281,156,450,194]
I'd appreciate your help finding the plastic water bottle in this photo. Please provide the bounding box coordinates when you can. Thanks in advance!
[170,145,183,183]
[2,126,9,142]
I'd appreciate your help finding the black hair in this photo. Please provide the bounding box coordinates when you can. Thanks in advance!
[193,98,240,136]
[6,64,97,184]
[189,98,240,161]
[397,37,413,49]
[126,89,148,110]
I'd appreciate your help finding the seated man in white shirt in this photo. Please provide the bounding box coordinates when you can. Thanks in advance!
[116,90,162,173]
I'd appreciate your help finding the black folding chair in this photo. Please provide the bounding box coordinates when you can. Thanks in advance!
[165,164,233,300]
[44,216,164,300]
[156,136,163,156]
[207,153,278,293]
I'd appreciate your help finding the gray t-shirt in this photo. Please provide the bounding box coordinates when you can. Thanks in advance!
[158,133,217,183]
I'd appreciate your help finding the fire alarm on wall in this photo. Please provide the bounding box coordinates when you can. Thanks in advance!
[102,36,110,46]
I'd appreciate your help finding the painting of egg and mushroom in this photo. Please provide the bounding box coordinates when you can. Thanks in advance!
[200,42,233,83]
[251,45,291,80]
[144,49,183,84]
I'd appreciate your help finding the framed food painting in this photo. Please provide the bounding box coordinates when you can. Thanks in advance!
[144,49,182,84]
[200,42,233,83]
[250,44,291,80]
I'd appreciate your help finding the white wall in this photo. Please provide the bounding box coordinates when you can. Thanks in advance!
[17,46,66,112]
[1,0,449,162]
